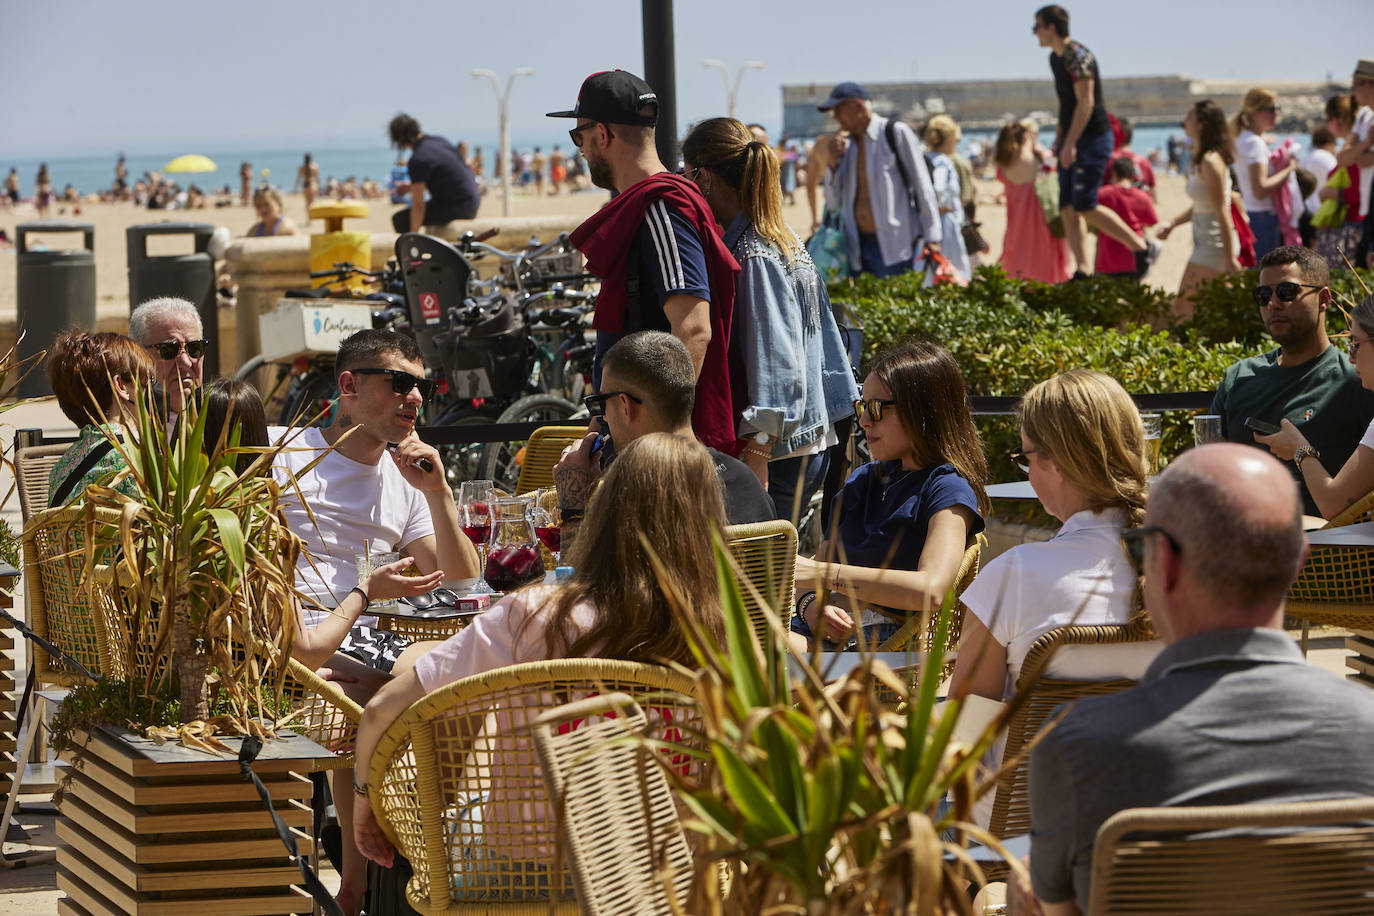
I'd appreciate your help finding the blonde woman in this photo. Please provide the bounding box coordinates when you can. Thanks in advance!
[681,117,858,519]
[924,114,972,281]
[247,187,298,237]
[1233,88,1297,260]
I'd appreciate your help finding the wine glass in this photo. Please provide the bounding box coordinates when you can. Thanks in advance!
[458,479,494,548]
[532,488,563,565]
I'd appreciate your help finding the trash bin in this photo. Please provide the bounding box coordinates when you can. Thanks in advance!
[127,221,219,377]
[16,220,96,398]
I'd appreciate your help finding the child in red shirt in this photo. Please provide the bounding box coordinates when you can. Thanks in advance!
[1095,158,1158,279]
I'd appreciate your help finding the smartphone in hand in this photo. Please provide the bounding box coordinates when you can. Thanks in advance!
[1243,416,1281,436]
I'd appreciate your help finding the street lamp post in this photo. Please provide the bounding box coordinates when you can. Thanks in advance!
[473,67,534,218]
[701,59,765,120]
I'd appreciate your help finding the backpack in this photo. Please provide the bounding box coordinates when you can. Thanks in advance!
[883,119,936,221]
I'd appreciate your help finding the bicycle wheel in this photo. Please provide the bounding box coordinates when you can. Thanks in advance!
[427,402,501,491]
[478,393,579,494]
[278,368,338,427]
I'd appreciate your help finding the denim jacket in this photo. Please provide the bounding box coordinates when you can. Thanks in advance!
[725,213,860,456]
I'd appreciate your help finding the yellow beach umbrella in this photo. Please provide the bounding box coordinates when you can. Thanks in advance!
[163,154,217,174]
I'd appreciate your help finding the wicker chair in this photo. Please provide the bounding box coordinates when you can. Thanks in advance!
[1285,537,1374,653]
[531,693,694,916]
[876,535,985,663]
[986,623,1159,846]
[15,443,70,523]
[367,658,701,915]
[724,519,798,638]
[1087,797,1374,915]
[515,425,588,496]
[375,613,471,643]
[1325,488,1374,527]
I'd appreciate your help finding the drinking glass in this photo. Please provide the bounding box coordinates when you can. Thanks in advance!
[1139,413,1163,471]
[1192,414,1224,448]
[355,547,401,613]
[458,480,495,547]
[532,488,563,565]
[484,497,545,592]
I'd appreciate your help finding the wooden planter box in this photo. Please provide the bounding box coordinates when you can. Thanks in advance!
[55,725,335,915]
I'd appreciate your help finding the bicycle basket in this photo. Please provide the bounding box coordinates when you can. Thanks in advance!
[434,298,531,401]
[500,248,583,288]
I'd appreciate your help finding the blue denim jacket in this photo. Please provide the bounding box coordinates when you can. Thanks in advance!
[725,213,860,456]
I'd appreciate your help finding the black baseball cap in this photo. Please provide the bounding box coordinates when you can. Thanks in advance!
[547,70,659,126]
[817,81,871,112]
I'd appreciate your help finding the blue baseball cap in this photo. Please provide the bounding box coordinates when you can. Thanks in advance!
[817,82,870,112]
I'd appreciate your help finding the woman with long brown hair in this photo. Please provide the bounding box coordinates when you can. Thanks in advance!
[681,117,857,522]
[793,339,988,648]
[1157,99,1240,321]
[994,118,1070,284]
[351,433,728,864]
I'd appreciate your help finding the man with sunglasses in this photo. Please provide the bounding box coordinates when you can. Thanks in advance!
[130,297,205,416]
[1210,245,1374,515]
[548,70,741,455]
[273,329,478,674]
[552,332,771,554]
[1020,444,1374,916]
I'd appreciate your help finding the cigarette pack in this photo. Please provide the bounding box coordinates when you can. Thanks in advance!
[455,594,491,612]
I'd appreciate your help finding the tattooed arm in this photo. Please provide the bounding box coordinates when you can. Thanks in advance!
[552,432,603,561]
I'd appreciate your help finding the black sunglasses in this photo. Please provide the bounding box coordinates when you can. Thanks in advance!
[401,587,461,611]
[583,390,643,418]
[150,338,208,360]
[569,121,604,148]
[854,397,897,423]
[1120,525,1183,575]
[351,367,440,401]
[1252,282,1325,308]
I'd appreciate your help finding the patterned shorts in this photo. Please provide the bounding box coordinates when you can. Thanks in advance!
[336,625,410,674]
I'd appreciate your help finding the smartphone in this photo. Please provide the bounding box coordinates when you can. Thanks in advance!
[1243,416,1281,436]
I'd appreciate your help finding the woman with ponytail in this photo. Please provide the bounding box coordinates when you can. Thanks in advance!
[681,117,858,522]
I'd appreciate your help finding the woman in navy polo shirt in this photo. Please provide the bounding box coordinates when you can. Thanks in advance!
[793,340,988,647]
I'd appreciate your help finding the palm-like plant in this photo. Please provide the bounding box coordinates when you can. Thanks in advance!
[80,384,310,724]
[644,539,1022,915]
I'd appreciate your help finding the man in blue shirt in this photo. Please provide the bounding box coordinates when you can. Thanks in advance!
[819,81,942,278]
[387,113,480,233]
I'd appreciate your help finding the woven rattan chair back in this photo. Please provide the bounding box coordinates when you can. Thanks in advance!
[278,657,363,765]
[367,657,701,915]
[22,505,124,686]
[532,693,693,916]
[876,534,985,661]
[515,426,587,496]
[987,622,1156,842]
[16,444,70,523]
[1285,537,1374,635]
[1325,489,1374,527]
[725,519,798,639]
[1088,797,1374,915]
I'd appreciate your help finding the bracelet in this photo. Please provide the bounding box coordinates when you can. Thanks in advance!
[742,446,772,461]
[797,591,817,619]
[352,779,369,798]
[349,586,369,610]
[1293,445,1321,468]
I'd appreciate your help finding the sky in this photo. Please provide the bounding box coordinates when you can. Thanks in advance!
[5,0,1373,158]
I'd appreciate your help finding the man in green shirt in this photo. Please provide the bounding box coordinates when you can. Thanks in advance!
[1211,245,1374,515]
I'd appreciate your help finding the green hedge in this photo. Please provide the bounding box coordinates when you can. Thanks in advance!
[827,266,1374,485]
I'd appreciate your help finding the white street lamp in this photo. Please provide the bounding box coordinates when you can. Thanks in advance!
[702,59,765,120]
[473,67,535,217]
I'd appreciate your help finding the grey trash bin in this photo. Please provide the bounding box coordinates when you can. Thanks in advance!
[16,220,96,398]
[127,221,219,378]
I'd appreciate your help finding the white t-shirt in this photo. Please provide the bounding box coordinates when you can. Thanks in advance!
[961,506,1160,694]
[1354,107,1374,219]
[272,426,434,628]
[1299,147,1338,215]
[1234,130,1273,213]
[1358,415,1374,451]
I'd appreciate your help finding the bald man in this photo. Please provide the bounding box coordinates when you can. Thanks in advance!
[1024,444,1374,915]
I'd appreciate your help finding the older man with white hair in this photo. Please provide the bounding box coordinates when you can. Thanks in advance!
[129,297,205,415]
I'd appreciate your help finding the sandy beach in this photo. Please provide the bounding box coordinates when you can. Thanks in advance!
[0,172,1196,366]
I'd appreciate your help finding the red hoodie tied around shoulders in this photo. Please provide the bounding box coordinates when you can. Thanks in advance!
[569,172,742,454]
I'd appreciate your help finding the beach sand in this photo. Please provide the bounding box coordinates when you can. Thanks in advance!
[0,172,1196,368]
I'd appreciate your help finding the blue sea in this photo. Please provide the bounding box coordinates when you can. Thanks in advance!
[4,126,1314,197]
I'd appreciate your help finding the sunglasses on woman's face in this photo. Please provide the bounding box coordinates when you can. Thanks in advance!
[351,367,440,401]
[853,398,897,423]
[150,339,208,360]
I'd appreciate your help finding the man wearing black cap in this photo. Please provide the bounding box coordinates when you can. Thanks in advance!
[818,81,941,278]
[549,69,741,456]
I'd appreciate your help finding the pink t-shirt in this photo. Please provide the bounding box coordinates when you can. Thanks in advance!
[413,585,595,692]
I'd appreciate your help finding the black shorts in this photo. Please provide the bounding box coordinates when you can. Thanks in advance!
[336,624,410,674]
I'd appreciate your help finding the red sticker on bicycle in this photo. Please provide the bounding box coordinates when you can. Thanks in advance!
[419,292,440,322]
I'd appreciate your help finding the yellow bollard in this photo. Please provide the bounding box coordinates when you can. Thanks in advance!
[308,200,371,293]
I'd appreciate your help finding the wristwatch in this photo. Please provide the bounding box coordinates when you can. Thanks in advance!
[1293,445,1320,468]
